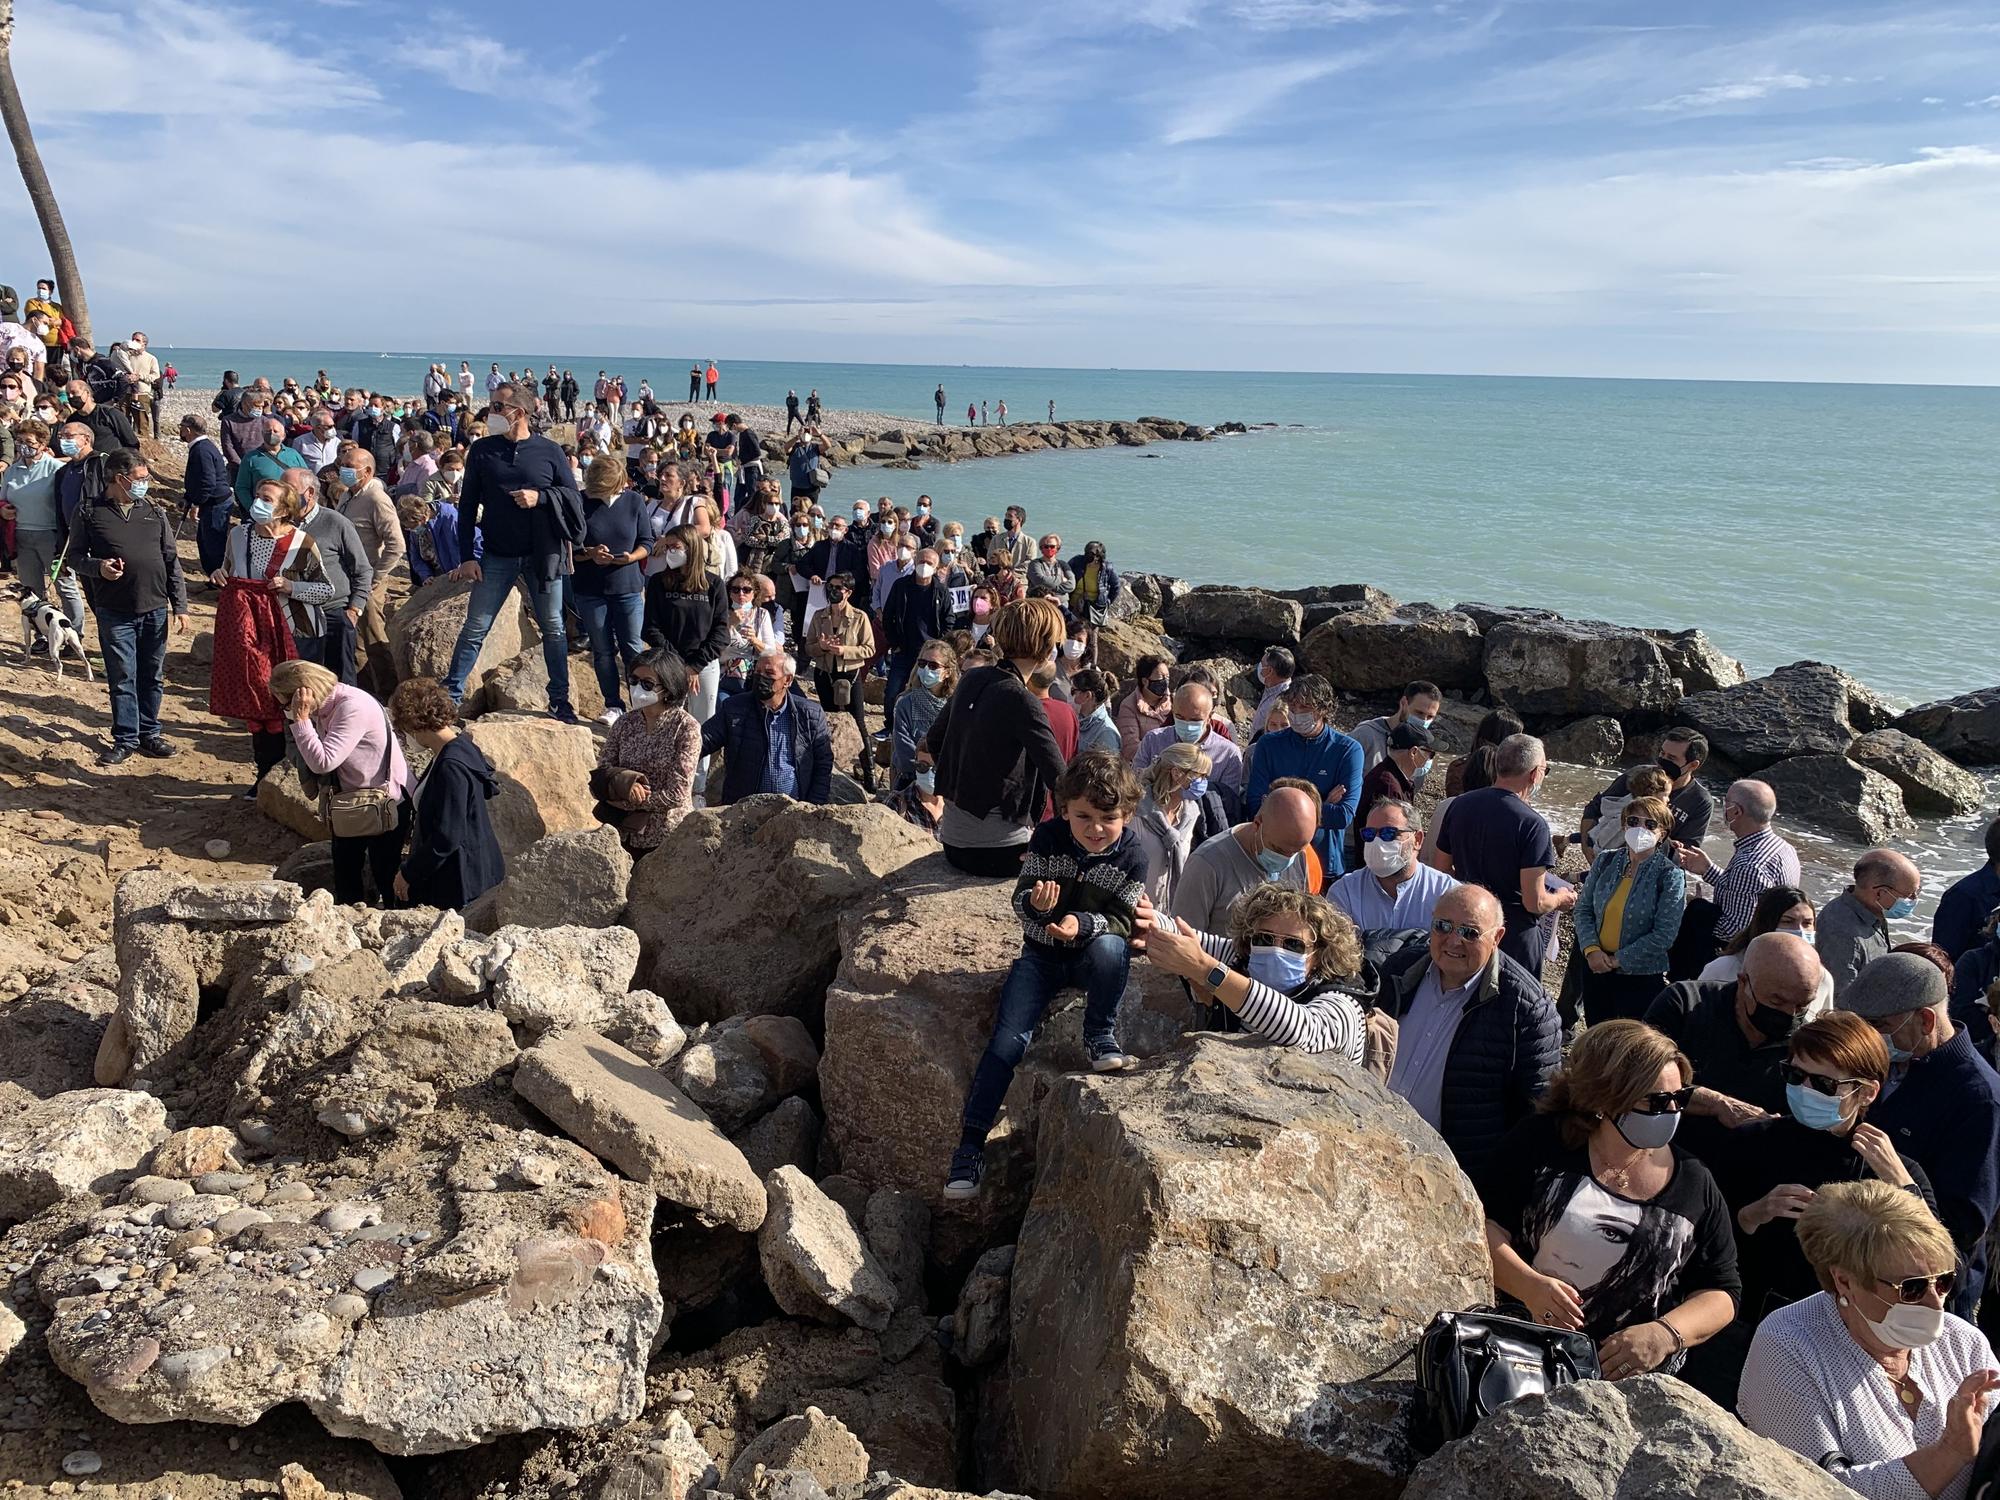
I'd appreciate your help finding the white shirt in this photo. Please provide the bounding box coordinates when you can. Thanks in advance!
[1741,1291,1998,1500]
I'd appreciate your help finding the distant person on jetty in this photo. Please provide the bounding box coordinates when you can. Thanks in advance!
[934,384,946,424]
[785,389,801,434]
[980,400,988,425]
[1048,398,1055,421]
[966,400,975,425]
[806,389,822,425]
[441,381,581,722]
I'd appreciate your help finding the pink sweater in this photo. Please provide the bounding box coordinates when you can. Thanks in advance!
[288,683,411,797]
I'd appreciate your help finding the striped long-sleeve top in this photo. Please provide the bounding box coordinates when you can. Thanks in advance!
[1195,928,1367,1065]
[1011,818,1148,947]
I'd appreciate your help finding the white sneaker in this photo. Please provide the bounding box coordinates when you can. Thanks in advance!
[597,708,623,726]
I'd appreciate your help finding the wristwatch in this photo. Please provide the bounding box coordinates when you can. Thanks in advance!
[1204,963,1228,993]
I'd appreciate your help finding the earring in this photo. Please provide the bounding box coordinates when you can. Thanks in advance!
[1838,1296,1849,1307]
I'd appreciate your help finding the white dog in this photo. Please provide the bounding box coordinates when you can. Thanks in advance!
[23,596,92,680]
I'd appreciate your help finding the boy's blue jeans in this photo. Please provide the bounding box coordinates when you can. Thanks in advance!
[958,933,1128,1145]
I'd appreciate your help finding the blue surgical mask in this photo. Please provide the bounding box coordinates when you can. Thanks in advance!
[57,437,77,457]
[1173,718,1204,743]
[1254,845,1294,877]
[916,665,944,690]
[1248,944,1310,993]
[248,498,276,523]
[337,466,358,486]
[1886,896,1917,921]
[128,480,150,501]
[914,769,936,794]
[1410,715,1434,730]
[1884,1016,1918,1064]
[1777,923,1815,948]
[1785,1082,1849,1132]
[1184,776,1210,800]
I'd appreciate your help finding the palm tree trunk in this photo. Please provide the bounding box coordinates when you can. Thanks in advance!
[0,0,88,342]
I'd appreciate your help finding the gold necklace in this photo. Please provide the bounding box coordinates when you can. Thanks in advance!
[1593,1138,1648,1193]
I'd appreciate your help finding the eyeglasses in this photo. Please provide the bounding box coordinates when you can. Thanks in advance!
[1622,817,1663,831]
[1249,930,1312,955]
[1431,919,1491,941]
[1778,1062,1864,1097]
[1359,827,1410,843]
[1629,1085,1696,1116]
[1876,1270,1957,1305]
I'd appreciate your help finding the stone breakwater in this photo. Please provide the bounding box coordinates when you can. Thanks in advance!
[1092,576,1996,844]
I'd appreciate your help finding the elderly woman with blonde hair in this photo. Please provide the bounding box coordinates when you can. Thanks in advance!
[269,656,408,906]
[1741,1180,1999,1500]
[1131,741,1226,910]
[1142,881,1375,1065]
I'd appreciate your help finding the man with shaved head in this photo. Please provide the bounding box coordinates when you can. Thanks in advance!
[1376,881,1561,1175]
[1647,931,1825,1144]
[1675,779,1801,944]
[1816,848,1923,999]
[1135,679,1245,797]
[1170,780,1319,934]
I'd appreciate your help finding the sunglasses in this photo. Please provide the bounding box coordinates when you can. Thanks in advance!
[1629,1085,1696,1116]
[631,677,659,692]
[1249,930,1312,955]
[1431,918,1491,942]
[728,588,754,598]
[1623,817,1663,831]
[1778,1062,1864,1097]
[1877,1270,1957,1304]
[1359,827,1409,843]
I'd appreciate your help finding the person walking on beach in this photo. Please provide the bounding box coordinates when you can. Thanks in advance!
[785,389,801,434]
[935,385,947,425]
[705,362,720,399]
[560,369,579,422]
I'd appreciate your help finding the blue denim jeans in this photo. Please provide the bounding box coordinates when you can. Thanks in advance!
[442,554,569,709]
[958,934,1129,1144]
[574,591,645,710]
[95,605,168,747]
[882,650,916,737]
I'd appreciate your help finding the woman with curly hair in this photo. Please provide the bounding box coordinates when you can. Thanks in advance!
[1143,879,1375,1065]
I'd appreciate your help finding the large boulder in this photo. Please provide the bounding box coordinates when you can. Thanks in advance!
[513,1027,767,1231]
[467,824,632,933]
[1481,618,1677,722]
[1678,661,1885,771]
[1277,583,1395,634]
[1847,728,1985,816]
[1162,586,1304,648]
[390,577,535,698]
[1653,628,1746,695]
[1008,1035,1490,1500]
[0,959,117,1098]
[0,1087,168,1222]
[34,1123,662,1455]
[1894,685,2000,767]
[1760,754,1913,844]
[473,646,607,722]
[255,760,329,840]
[1542,715,1624,769]
[627,799,934,1026]
[461,715,599,855]
[819,859,1185,1246]
[757,1167,900,1331]
[1402,1373,1854,1500]
[1091,614,1169,682]
[1301,605,1484,693]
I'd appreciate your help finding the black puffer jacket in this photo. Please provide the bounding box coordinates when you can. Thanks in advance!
[926,660,1064,829]
[1377,945,1561,1180]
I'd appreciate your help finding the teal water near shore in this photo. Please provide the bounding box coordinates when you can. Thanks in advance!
[161,349,1999,708]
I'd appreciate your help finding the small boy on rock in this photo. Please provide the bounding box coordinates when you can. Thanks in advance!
[944,751,1147,1199]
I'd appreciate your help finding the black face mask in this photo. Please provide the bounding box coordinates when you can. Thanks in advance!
[752,673,779,700]
[828,588,850,604]
[1749,998,1803,1041]
[1658,757,1686,782]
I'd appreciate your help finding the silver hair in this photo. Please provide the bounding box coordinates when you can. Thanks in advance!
[1367,796,1422,832]
[1729,779,1778,825]
[1494,733,1546,780]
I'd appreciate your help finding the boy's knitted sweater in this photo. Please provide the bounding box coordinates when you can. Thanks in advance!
[1011,818,1148,946]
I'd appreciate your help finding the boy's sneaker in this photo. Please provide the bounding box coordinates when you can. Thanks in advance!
[942,1143,984,1200]
[1088,1042,1130,1073]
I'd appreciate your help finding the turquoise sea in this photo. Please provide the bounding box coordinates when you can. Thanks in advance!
[159,347,1996,930]
[161,348,1998,710]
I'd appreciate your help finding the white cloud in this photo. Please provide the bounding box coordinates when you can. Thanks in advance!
[1973,94,2000,107]
[1644,72,1820,113]
[1923,95,1947,103]
[1158,48,1379,142]
[397,31,607,130]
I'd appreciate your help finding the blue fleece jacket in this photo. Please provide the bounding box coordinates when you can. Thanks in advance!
[1245,723,1364,878]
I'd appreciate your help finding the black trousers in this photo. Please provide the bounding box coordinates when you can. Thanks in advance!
[1581,967,1669,1028]
[688,377,700,400]
[813,667,873,789]
[944,841,1028,877]
[331,801,410,906]
[251,728,288,780]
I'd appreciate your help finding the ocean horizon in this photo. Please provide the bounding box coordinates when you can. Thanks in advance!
[160,347,2000,710]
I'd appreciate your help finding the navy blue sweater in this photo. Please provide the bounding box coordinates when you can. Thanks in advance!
[402,735,506,912]
[183,436,231,511]
[457,432,582,571]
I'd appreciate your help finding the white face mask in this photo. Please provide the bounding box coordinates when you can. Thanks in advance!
[1062,638,1085,658]
[914,563,936,581]
[897,547,912,562]
[485,412,512,437]
[627,684,660,710]
[1363,836,1411,878]
[661,547,688,569]
[1849,1285,1946,1350]
[1624,826,1659,855]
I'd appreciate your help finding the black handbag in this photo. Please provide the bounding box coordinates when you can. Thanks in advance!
[1410,1308,1600,1453]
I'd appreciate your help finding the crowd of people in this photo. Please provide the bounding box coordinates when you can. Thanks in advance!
[9,339,2000,1498]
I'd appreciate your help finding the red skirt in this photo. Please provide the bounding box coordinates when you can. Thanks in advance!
[209,578,296,732]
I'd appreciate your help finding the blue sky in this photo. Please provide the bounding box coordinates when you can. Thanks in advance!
[10,0,2000,381]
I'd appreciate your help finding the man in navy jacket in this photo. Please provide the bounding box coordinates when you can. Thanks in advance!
[442,382,583,719]
[701,650,832,805]
[178,412,233,577]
